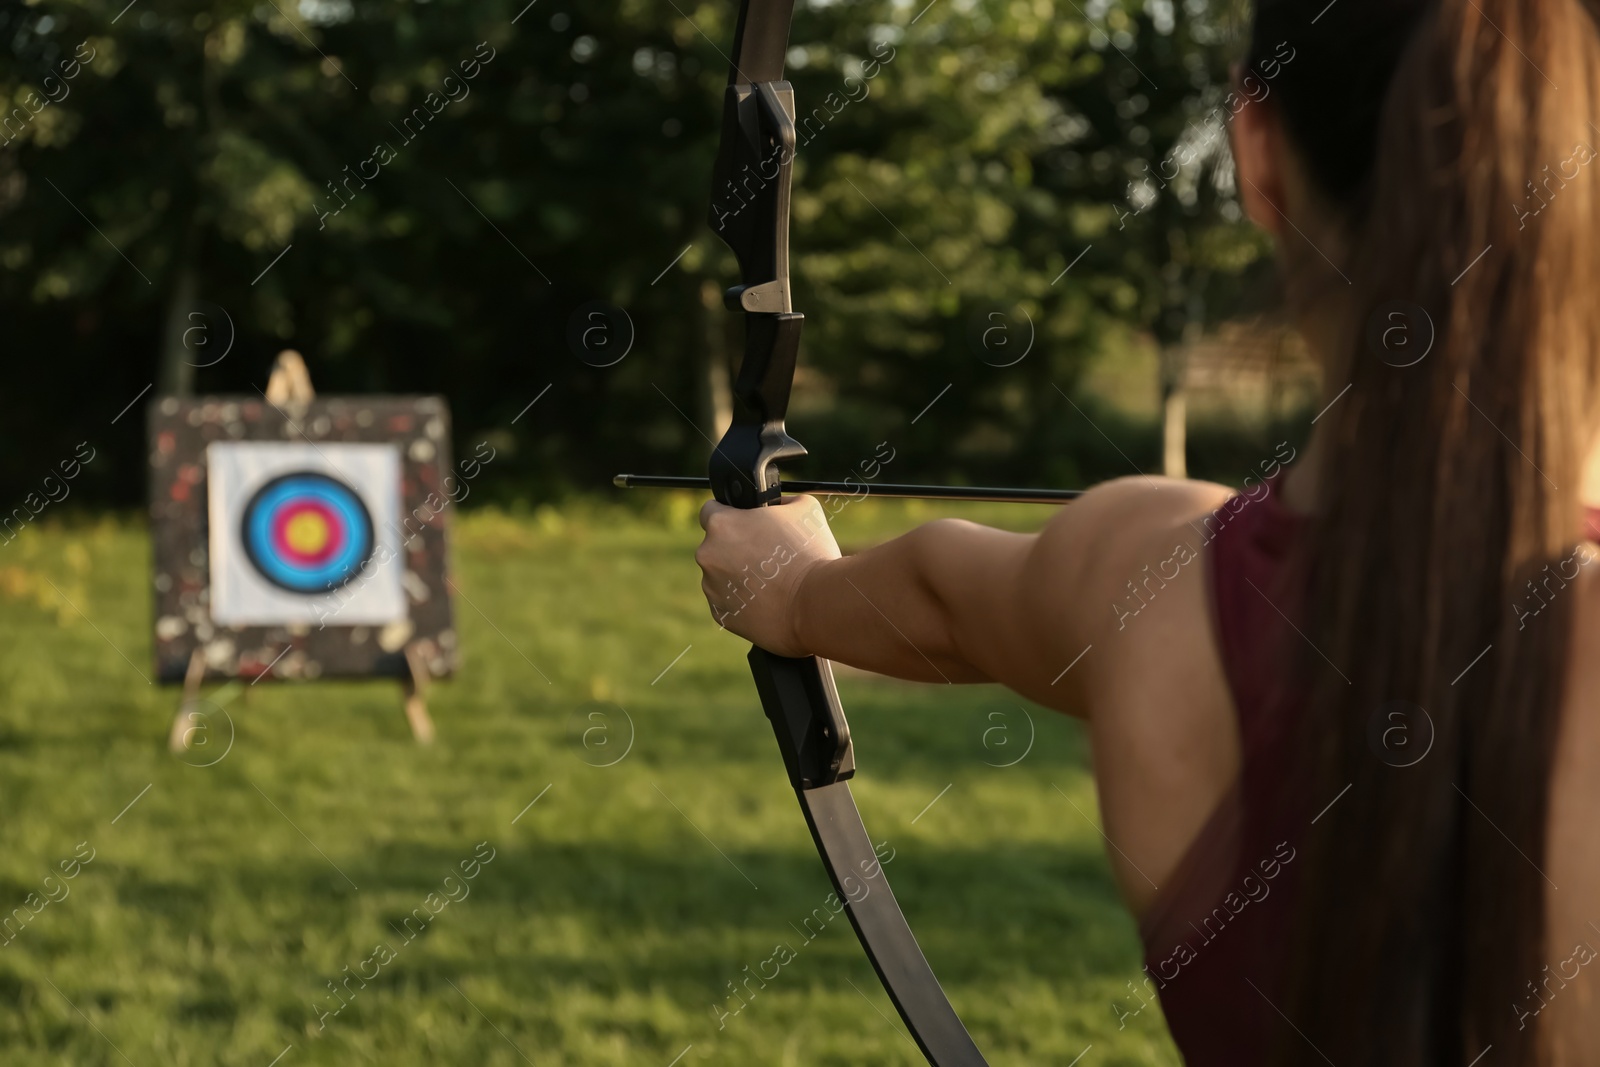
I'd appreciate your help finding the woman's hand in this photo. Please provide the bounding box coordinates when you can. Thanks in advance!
[695,495,841,656]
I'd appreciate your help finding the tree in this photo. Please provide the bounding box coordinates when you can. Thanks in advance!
[1019,0,1273,477]
[0,0,1274,505]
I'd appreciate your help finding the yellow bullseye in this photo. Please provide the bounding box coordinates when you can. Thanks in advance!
[283,510,331,555]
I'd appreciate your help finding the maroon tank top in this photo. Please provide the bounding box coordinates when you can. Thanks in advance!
[1135,482,1600,1063]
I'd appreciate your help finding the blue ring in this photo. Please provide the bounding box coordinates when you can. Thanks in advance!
[240,472,375,594]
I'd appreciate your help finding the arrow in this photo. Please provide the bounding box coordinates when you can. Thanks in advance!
[613,474,1081,504]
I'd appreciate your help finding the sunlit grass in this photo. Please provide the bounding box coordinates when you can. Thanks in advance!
[0,504,1177,1066]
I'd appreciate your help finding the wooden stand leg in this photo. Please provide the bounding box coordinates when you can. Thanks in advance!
[169,648,206,752]
[402,644,435,745]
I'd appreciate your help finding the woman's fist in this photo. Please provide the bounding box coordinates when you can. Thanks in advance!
[695,495,841,655]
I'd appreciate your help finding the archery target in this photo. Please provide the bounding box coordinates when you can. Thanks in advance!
[206,442,406,626]
[242,472,374,594]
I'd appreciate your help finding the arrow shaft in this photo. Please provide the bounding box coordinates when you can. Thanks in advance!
[613,473,1080,504]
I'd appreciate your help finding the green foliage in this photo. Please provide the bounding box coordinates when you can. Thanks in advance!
[0,509,1181,1064]
[0,0,1270,504]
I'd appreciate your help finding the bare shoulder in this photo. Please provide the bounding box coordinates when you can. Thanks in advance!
[1065,473,1239,523]
[1027,475,1238,641]
[1036,474,1237,578]
[1005,475,1238,712]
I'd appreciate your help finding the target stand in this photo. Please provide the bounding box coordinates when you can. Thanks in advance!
[151,352,458,748]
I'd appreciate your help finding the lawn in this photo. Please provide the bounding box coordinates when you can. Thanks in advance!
[0,497,1180,1066]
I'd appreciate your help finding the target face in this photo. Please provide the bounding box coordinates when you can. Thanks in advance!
[241,472,375,593]
[206,442,406,627]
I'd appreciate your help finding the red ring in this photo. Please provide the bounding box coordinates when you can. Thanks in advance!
[269,499,346,566]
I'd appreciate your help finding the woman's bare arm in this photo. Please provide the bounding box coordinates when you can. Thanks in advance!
[695,476,1234,718]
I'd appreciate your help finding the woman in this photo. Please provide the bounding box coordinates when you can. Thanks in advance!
[695,0,1600,1062]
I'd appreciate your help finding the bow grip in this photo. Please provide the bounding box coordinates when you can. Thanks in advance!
[749,648,856,789]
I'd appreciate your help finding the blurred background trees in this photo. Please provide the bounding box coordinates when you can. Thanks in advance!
[0,0,1309,509]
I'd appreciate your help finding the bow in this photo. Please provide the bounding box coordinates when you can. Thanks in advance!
[695,3,993,1063]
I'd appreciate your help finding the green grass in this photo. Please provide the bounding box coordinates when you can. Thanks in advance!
[0,500,1179,1066]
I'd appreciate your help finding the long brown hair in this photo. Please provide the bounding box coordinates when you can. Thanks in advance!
[1246,0,1600,1061]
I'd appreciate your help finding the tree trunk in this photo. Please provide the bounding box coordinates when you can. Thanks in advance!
[1161,372,1187,479]
[698,278,733,440]
[1158,279,1207,480]
[157,229,199,396]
